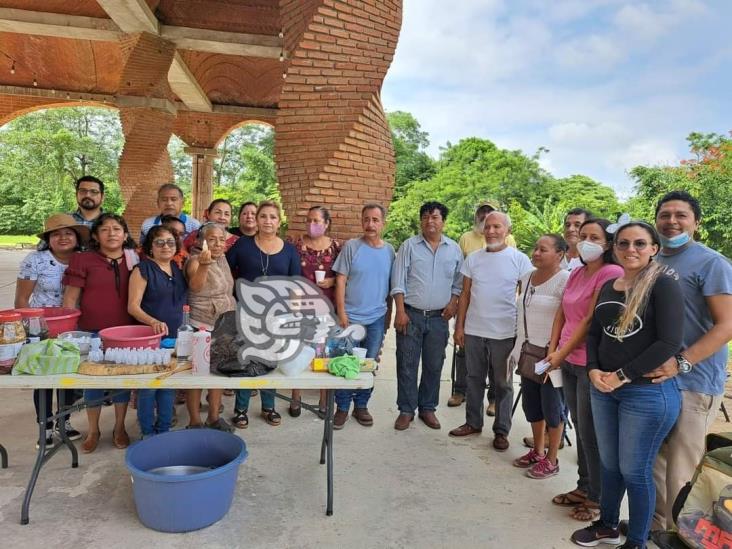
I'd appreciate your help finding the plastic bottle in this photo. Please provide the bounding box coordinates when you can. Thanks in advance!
[176,305,194,361]
[191,330,211,375]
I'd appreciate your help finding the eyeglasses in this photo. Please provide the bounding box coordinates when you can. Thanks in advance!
[77,189,101,196]
[152,239,177,249]
[615,239,650,251]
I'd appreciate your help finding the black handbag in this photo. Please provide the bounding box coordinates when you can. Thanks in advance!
[210,311,276,377]
[516,276,548,384]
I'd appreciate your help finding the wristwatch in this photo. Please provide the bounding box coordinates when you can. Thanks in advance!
[615,368,630,384]
[676,354,693,374]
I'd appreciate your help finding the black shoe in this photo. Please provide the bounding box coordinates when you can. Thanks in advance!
[616,543,645,549]
[54,420,82,441]
[618,520,629,537]
[571,520,621,547]
[36,429,54,449]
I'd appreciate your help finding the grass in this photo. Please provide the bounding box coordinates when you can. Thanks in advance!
[0,235,39,246]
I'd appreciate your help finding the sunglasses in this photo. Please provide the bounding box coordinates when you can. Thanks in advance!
[615,239,650,251]
[152,239,177,249]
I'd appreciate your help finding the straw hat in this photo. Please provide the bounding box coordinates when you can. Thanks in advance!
[37,213,90,242]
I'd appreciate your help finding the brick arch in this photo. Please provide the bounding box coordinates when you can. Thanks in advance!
[213,119,275,149]
[276,0,402,240]
[0,97,115,127]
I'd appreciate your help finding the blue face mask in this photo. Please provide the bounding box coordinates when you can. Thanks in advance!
[660,232,691,249]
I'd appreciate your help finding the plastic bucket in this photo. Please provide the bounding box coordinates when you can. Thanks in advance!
[125,429,248,532]
[41,307,81,337]
[99,325,162,350]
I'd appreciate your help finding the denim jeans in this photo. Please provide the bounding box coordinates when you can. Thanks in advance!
[335,315,385,412]
[464,334,515,434]
[235,388,276,412]
[591,380,681,545]
[562,361,602,503]
[395,308,449,415]
[83,389,130,407]
[137,389,175,436]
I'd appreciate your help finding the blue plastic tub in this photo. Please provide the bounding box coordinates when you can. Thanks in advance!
[125,429,248,532]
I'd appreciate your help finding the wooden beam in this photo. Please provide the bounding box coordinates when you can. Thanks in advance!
[160,25,283,59]
[0,7,121,41]
[168,52,212,112]
[95,0,158,34]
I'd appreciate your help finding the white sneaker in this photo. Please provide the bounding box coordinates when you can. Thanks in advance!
[54,420,82,441]
[36,429,54,449]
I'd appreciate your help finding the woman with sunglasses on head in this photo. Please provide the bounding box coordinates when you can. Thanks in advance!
[546,218,623,521]
[570,221,683,549]
[128,226,188,438]
[63,213,138,453]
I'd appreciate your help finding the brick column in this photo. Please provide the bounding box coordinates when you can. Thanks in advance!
[276,0,402,240]
[185,146,219,220]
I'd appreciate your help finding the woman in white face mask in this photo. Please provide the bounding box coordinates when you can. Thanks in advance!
[544,218,623,522]
[288,205,342,418]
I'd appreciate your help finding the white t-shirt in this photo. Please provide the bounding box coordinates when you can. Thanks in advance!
[461,246,533,339]
[511,270,570,362]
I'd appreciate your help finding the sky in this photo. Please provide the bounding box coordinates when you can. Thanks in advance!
[381,0,732,198]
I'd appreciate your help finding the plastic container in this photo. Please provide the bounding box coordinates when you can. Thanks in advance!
[16,308,49,342]
[125,429,247,532]
[191,330,211,375]
[99,325,162,350]
[41,307,81,337]
[278,346,316,376]
[58,330,94,355]
[0,311,25,373]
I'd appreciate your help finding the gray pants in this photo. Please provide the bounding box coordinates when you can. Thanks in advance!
[562,361,601,503]
[464,334,515,435]
[453,346,495,402]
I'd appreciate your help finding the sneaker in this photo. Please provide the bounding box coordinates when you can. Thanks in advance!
[447,393,465,407]
[615,542,644,549]
[54,420,82,441]
[570,520,621,547]
[36,429,54,449]
[526,457,560,479]
[513,448,544,468]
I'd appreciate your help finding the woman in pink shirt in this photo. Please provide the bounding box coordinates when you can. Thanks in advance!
[546,218,623,522]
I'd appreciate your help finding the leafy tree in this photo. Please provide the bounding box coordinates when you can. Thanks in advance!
[386,111,436,199]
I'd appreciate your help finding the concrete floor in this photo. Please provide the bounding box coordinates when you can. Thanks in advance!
[0,249,690,549]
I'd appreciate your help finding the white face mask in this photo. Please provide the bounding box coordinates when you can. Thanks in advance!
[577,240,605,263]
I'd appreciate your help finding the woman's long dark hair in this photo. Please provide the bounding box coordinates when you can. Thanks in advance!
[579,218,617,265]
[88,213,136,251]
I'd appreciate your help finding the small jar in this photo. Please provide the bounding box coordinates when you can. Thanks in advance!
[16,308,49,343]
[0,311,26,374]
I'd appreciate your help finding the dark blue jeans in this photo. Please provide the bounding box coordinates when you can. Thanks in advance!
[235,388,275,412]
[137,389,175,436]
[591,381,681,545]
[84,389,130,407]
[335,315,385,411]
[396,308,449,415]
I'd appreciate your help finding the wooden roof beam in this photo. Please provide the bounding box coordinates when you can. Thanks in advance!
[95,0,158,34]
[168,52,212,113]
[0,7,122,41]
[160,25,283,59]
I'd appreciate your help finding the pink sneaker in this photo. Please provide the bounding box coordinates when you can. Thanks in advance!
[526,457,559,479]
[512,448,544,468]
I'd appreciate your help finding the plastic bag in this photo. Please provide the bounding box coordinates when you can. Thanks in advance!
[12,339,81,375]
[278,346,316,377]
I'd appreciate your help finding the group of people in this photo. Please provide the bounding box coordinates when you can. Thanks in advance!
[13,175,732,549]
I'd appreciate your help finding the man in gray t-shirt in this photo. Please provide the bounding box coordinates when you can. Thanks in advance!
[645,191,732,531]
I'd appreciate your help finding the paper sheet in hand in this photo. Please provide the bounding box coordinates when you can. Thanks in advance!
[534,359,551,375]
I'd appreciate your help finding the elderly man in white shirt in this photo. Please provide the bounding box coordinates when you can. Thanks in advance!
[449,211,533,451]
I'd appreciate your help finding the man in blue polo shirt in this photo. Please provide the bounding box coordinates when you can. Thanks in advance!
[646,191,732,531]
[139,183,200,242]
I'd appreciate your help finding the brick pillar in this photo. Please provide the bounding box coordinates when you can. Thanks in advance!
[119,107,176,239]
[276,0,402,240]
[185,146,219,220]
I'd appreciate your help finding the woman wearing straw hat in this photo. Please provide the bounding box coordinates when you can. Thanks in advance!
[15,213,90,447]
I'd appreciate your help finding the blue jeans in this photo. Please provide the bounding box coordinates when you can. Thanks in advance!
[335,315,385,411]
[83,389,130,407]
[395,308,449,415]
[235,388,275,412]
[591,381,681,545]
[137,389,175,436]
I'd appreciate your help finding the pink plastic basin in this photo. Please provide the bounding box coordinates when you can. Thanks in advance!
[99,325,162,349]
[41,307,81,337]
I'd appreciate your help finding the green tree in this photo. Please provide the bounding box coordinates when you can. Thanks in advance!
[0,107,124,234]
[386,111,436,199]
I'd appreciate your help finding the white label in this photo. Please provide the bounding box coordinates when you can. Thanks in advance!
[0,342,22,364]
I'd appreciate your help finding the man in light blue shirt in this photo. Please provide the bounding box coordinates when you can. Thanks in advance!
[391,202,463,431]
[332,204,394,429]
[645,191,732,531]
[139,183,200,242]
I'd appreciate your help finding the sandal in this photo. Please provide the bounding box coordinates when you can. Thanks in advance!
[81,431,100,454]
[232,409,249,429]
[112,428,130,449]
[261,408,282,426]
[571,501,600,522]
[552,488,587,506]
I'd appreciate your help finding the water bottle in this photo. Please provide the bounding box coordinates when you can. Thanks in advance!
[176,305,194,361]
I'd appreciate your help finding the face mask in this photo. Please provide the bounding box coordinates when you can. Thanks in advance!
[307,223,327,238]
[659,232,690,249]
[577,241,605,263]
